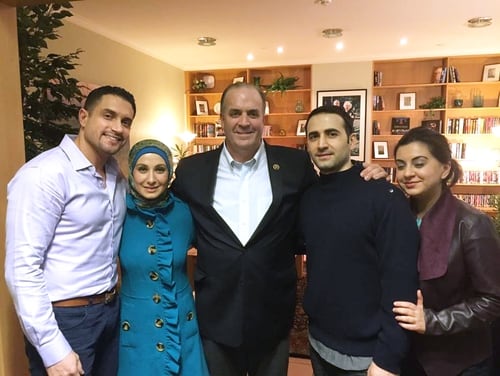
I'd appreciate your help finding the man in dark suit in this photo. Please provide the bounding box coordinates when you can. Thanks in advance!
[172,83,384,376]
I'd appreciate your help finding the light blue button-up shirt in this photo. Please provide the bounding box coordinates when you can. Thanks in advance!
[5,135,126,367]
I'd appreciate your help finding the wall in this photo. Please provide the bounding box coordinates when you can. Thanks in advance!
[312,62,374,159]
[48,21,186,168]
[0,4,29,375]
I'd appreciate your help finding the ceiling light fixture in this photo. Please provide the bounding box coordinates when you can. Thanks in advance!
[197,36,216,46]
[322,28,343,38]
[315,0,333,5]
[467,17,493,28]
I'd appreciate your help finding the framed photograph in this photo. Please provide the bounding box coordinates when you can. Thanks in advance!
[195,100,209,115]
[316,89,367,161]
[373,141,389,159]
[233,76,245,83]
[296,119,307,136]
[482,63,500,82]
[399,92,416,110]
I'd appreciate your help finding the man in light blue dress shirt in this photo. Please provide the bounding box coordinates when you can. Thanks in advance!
[5,86,135,376]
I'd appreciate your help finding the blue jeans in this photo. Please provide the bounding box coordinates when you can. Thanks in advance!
[25,297,120,376]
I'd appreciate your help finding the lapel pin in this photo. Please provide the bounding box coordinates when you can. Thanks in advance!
[273,164,280,171]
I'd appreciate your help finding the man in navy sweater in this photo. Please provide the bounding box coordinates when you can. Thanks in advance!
[299,105,419,375]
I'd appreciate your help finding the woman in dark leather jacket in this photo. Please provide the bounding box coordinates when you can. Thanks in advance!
[391,127,500,376]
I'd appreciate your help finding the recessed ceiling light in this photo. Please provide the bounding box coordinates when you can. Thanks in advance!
[197,36,216,46]
[277,46,284,54]
[315,0,333,5]
[322,28,343,38]
[400,37,408,45]
[247,53,254,61]
[467,16,493,28]
[335,42,344,50]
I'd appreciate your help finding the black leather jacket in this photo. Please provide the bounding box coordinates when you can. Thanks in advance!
[414,199,500,375]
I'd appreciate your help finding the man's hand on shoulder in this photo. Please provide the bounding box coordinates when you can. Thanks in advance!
[367,361,398,376]
[360,162,389,181]
[47,351,84,376]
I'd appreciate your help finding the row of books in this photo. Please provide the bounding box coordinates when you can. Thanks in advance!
[455,194,495,208]
[460,170,500,184]
[194,122,224,137]
[433,66,461,83]
[449,143,467,160]
[383,168,500,185]
[456,194,497,209]
[446,117,500,134]
[192,144,220,153]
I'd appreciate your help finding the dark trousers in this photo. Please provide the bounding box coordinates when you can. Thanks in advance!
[202,336,290,376]
[401,356,491,376]
[25,297,120,376]
[309,345,367,376]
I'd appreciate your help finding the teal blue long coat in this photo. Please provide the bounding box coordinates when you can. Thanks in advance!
[118,193,209,376]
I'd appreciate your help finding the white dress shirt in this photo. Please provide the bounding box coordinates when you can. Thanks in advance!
[213,142,272,246]
[4,135,126,367]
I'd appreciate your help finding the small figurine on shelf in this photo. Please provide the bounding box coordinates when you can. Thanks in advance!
[192,78,207,92]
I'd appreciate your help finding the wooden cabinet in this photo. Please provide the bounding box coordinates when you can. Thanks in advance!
[371,54,500,215]
[184,65,311,152]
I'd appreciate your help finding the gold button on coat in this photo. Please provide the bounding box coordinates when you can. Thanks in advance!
[155,318,164,328]
[152,293,161,303]
[187,311,194,321]
[149,271,159,281]
[156,342,165,352]
[148,245,157,255]
[146,220,154,229]
[122,321,130,331]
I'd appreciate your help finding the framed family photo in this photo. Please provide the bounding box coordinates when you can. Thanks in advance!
[316,89,367,161]
[373,141,389,159]
[399,92,416,110]
[482,63,500,82]
[195,100,209,115]
[296,119,307,136]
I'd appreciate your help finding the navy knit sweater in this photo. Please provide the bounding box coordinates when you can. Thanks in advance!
[299,164,419,373]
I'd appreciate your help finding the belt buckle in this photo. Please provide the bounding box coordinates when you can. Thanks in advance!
[104,288,116,304]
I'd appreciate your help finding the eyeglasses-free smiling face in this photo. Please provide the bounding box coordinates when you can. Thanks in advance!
[221,86,265,163]
[395,141,451,200]
[132,153,170,200]
[78,94,134,163]
[306,112,356,174]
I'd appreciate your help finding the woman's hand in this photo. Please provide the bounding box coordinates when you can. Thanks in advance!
[360,162,389,181]
[393,289,426,334]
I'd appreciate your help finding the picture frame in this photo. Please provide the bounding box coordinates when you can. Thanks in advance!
[316,89,367,161]
[233,76,245,83]
[296,119,307,136]
[373,141,389,159]
[195,100,209,115]
[482,63,500,82]
[399,92,416,110]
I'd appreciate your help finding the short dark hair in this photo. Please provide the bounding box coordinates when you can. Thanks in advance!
[305,105,354,136]
[220,83,266,113]
[84,86,136,117]
[394,126,463,187]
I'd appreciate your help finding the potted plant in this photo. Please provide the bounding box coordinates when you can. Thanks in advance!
[17,2,84,161]
[265,73,299,94]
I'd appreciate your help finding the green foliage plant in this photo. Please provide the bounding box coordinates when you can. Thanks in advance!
[419,96,445,117]
[265,73,299,94]
[17,2,83,160]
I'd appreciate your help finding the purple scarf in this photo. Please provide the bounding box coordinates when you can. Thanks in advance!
[417,189,458,280]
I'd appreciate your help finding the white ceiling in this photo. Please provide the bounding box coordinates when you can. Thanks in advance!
[69,0,500,71]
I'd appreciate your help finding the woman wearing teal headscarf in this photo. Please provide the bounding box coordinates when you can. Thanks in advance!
[118,139,209,376]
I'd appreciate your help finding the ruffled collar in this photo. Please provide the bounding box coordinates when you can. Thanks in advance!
[415,189,458,280]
